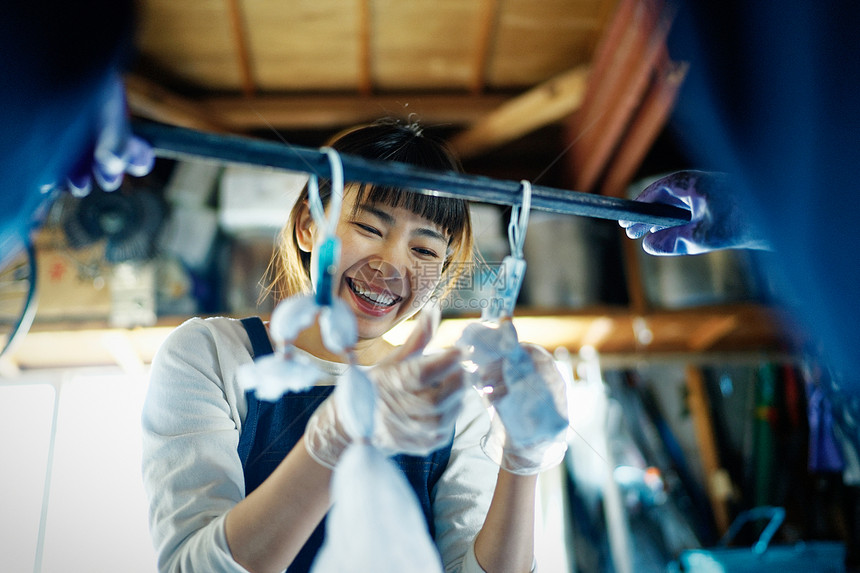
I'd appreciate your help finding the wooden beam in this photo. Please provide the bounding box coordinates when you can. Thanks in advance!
[449,65,590,159]
[622,237,649,314]
[589,0,625,57]
[568,0,670,191]
[6,303,798,369]
[124,74,228,132]
[470,0,499,95]
[203,92,511,130]
[600,60,689,197]
[357,0,373,96]
[581,316,616,348]
[607,59,687,316]
[581,0,638,111]
[688,314,739,351]
[569,0,639,159]
[685,365,733,534]
[226,0,256,97]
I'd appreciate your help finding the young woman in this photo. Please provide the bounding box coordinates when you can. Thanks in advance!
[142,120,561,573]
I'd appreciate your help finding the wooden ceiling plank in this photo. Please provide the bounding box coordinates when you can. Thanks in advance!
[124,74,228,133]
[470,0,500,95]
[568,0,670,191]
[449,65,589,159]
[135,1,240,91]
[204,93,511,130]
[600,59,688,197]
[372,1,478,91]
[357,0,373,95]
[226,0,256,97]
[239,1,360,91]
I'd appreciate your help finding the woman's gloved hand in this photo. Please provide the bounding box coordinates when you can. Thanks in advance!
[305,308,466,469]
[67,74,155,196]
[619,170,771,255]
[459,321,569,475]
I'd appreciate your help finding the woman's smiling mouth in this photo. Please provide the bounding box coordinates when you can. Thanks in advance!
[345,277,403,315]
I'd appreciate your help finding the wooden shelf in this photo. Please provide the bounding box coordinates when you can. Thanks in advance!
[1,304,804,372]
[426,303,803,356]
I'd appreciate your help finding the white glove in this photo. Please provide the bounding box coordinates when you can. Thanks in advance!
[305,308,466,468]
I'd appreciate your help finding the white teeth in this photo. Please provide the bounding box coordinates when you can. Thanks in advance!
[351,280,396,306]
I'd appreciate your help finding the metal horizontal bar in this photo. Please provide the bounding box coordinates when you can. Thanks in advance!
[132,121,690,227]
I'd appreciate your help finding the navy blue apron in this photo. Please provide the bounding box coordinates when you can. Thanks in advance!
[237,317,453,572]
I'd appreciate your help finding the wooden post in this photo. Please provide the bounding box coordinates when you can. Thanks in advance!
[685,365,732,533]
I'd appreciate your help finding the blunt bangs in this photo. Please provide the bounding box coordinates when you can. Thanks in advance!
[351,183,468,244]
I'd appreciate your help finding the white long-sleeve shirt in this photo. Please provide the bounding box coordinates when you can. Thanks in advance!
[141,316,497,573]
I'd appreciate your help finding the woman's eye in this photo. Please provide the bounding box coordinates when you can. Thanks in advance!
[354,222,381,236]
[413,247,439,258]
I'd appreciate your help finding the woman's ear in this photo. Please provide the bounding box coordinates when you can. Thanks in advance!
[295,200,315,253]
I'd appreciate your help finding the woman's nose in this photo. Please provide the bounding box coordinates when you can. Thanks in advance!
[372,241,410,277]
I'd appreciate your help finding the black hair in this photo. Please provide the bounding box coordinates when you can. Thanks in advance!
[318,120,468,240]
[265,119,474,300]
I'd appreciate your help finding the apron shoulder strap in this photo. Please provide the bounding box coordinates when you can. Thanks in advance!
[240,316,274,358]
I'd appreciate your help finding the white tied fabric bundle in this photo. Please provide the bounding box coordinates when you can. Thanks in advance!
[311,354,449,573]
[457,320,570,475]
[240,294,357,400]
[312,444,444,572]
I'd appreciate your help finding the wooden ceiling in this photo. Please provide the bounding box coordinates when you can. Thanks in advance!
[127,0,686,195]
[134,0,613,95]
[5,1,738,373]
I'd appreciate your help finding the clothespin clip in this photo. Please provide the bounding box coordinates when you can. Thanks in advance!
[483,180,531,322]
[308,147,344,307]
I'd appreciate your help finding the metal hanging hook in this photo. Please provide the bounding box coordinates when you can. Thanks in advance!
[508,179,532,259]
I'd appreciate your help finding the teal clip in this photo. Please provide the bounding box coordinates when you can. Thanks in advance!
[314,236,340,306]
[307,147,345,307]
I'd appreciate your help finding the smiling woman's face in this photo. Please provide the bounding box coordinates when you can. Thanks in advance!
[297,187,450,341]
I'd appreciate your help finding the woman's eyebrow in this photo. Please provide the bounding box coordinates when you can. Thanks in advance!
[360,205,395,226]
[360,205,447,244]
[413,227,448,244]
